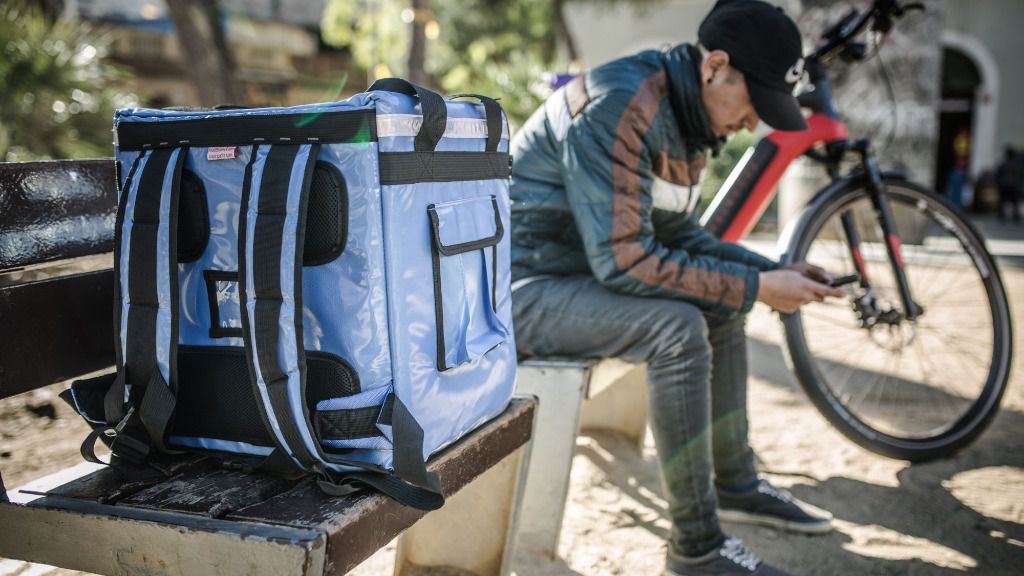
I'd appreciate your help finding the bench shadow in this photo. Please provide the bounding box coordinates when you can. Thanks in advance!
[568,335,1023,574]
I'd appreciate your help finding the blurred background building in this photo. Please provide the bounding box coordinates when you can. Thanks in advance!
[2,0,1021,216]
[565,0,1023,211]
[65,0,343,107]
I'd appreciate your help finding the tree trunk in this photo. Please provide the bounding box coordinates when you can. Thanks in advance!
[553,0,579,64]
[407,0,429,85]
[165,0,248,107]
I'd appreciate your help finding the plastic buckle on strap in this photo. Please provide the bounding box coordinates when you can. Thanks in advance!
[103,404,136,439]
[314,465,365,497]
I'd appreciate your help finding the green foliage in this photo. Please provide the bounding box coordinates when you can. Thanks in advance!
[321,0,408,81]
[700,129,757,208]
[431,0,558,127]
[321,0,562,127]
[0,1,135,161]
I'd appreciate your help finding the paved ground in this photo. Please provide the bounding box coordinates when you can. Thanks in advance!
[2,213,1022,575]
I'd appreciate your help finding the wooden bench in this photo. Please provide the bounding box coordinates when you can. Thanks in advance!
[0,159,537,576]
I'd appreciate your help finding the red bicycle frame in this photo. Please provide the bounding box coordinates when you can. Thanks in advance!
[699,113,849,242]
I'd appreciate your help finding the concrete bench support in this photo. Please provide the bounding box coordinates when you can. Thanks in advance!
[513,359,648,561]
[395,442,531,576]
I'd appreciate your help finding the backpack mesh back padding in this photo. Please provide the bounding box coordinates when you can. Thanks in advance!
[173,346,360,448]
[306,350,361,410]
[175,346,271,446]
[303,161,347,266]
[178,169,210,263]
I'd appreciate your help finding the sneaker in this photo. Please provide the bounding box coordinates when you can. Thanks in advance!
[665,537,790,575]
[717,479,833,534]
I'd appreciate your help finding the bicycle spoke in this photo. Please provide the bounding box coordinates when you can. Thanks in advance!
[787,182,1009,456]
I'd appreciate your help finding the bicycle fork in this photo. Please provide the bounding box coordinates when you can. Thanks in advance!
[842,141,920,322]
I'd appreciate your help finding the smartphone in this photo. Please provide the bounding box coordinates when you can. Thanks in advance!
[829,273,860,288]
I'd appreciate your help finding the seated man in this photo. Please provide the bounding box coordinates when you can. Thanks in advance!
[509,1,841,574]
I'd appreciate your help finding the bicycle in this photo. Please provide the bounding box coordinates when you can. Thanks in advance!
[699,0,1013,462]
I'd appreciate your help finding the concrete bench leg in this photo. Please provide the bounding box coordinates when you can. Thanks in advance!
[394,440,531,576]
[511,361,592,560]
[579,360,648,454]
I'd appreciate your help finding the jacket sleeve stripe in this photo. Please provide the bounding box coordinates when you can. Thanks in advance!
[609,70,747,310]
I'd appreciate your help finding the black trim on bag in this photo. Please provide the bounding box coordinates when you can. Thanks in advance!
[430,236,447,371]
[426,196,504,372]
[491,244,498,312]
[116,109,377,151]
[427,196,504,256]
[203,270,243,339]
[379,152,511,185]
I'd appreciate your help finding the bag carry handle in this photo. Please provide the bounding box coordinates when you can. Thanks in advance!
[448,93,504,153]
[369,78,447,152]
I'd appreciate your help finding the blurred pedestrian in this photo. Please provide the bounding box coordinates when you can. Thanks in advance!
[945,129,971,209]
[995,146,1022,222]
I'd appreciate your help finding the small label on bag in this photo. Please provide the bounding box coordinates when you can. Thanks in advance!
[207,146,238,160]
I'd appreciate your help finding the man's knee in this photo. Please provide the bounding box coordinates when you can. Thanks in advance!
[644,300,711,362]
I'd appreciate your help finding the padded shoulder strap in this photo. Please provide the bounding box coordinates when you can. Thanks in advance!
[239,143,321,470]
[104,147,186,460]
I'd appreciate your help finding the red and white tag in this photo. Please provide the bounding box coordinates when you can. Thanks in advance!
[207,146,238,161]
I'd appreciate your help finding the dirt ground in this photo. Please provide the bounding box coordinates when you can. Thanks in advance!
[2,266,1023,575]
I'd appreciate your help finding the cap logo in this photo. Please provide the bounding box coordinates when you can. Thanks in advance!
[785,58,805,84]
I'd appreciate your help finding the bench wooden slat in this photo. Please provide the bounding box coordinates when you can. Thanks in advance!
[0,159,117,271]
[122,467,299,517]
[41,455,204,503]
[231,398,536,573]
[0,497,326,576]
[0,270,115,400]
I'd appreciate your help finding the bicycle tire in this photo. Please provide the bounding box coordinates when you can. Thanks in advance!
[780,175,1013,461]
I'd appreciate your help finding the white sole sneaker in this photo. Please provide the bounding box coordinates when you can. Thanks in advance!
[717,508,833,534]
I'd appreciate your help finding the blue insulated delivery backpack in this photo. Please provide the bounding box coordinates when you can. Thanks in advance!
[63,79,516,509]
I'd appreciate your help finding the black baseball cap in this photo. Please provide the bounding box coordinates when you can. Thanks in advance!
[698,0,807,131]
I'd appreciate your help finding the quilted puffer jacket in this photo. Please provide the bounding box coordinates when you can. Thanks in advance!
[510,43,777,316]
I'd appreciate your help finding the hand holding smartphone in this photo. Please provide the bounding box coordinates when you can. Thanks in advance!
[828,273,860,288]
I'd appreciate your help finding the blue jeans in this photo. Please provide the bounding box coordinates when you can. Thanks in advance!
[512,275,758,557]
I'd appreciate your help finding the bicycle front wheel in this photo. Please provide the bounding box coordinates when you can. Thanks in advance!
[781,177,1013,461]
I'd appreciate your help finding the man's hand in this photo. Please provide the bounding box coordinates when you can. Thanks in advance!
[780,262,833,285]
[758,269,843,314]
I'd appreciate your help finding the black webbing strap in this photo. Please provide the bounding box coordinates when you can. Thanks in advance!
[448,93,504,152]
[317,471,444,511]
[311,394,443,510]
[77,427,167,483]
[369,78,446,152]
[139,369,178,453]
[257,448,311,480]
[240,143,320,470]
[391,396,443,502]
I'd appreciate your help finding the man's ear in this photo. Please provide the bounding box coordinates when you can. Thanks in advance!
[701,49,731,84]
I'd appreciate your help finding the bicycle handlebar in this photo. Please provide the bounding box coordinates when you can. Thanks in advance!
[810,0,924,63]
